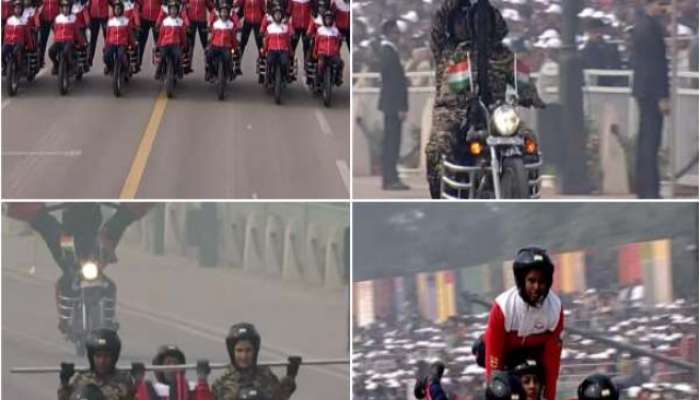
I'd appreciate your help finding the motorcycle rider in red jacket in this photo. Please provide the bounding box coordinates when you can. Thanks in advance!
[135,345,214,400]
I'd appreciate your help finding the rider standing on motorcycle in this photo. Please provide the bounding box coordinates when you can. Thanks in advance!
[38,0,60,66]
[155,0,187,79]
[329,0,346,49]
[58,329,136,400]
[577,374,619,400]
[261,6,291,86]
[87,0,109,66]
[205,2,238,81]
[48,0,86,74]
[484,247,563,400]
[424,0,544,199]
[211,323,301,400]
[413,361,448,400]
[2,0,33,72]
[136,0,161,68]
[312,10,342,85]
[134,345,214,400]
[287,0,312,61]
[185,0,213,73]
[236,0,264,58]
[103,0,135,74]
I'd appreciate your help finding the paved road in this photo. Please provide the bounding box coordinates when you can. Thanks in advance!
[2,232,349,399]
[2,31,350,199]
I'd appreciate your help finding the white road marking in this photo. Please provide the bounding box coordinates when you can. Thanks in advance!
[2,150,82,157]
[315,109,332,137]
[335,159,349,193]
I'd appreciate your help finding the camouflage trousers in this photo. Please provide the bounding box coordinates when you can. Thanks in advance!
[425,105,464,199]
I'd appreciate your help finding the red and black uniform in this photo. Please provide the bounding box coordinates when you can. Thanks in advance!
[312,23,341,80]
[135,373,213,400]
[330,0,347,48]
[262,19,290,82]
[103,14,134,72]
[304,13,320,39]
[87,0,110,64]
[2,13,34,66]
[21,5,41,49]
[70,1,90,47]
[484,286,564,400]
[136,0,161,64]
[37,0,59,63]
[48,12,85,71]
[120,0,140,32]
[156,14,186,76]
[287,0,310,58]
[185,0,212,57]
[237,0,264,56]
[205,14,237,76]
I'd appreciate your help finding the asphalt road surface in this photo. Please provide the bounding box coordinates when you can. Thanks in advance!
[2,233,350,399]
[2,29,350,199]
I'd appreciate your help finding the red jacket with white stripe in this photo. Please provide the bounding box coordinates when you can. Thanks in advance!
[52,13,85,44]
[186,0,212,23]
[156,6,189,29]
[105,15,134,46]
[88,0,109,19]
[239,0,263,25]
[286,0,310,31]
[305,14,320,38]
[134,374,213,400]
[208,16,237,48]
[484,287,564,400]
[262,21,290,53]
[157,15,186,46]
[123,1,141,28]
[138,0,160,21]
[39,0,60,23]
[331,0,348,30]
[71,2,90,29]
[313,24,340,57]
[3,14,33,46]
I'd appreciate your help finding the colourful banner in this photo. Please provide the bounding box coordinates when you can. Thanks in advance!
[436,270,457,322]
[644,239,673,304]
[618,243,643,285]
[556,251,587,294]
[354,281,375,327]
[416,273,438,321]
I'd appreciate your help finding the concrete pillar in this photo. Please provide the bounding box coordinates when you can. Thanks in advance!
[242,212,264,273]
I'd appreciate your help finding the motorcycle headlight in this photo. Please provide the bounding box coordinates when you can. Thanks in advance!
[81,262,99,280]
[492,105,520,136]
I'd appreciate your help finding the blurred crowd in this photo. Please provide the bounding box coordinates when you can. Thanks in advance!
[352,288,698,400]
[352,0,699,83]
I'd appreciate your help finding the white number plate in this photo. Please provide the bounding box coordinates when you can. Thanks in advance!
[81,280,105,288]
[486,136,523,146]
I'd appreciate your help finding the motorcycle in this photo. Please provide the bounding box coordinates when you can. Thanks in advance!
[258,52,296,105]
[208,48,239,100]
[4,45,39,96]
[108,45,138,97]
[440,58,542,199]
[57,45,88,95]
[154,46,189,98]
[306,55,341,108]
[47,203,120,357]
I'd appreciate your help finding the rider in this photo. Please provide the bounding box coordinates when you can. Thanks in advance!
[412,361,448,400]
[38,0,60,66]
[486,371,527,400]
[134,345,214,400]
[484,247,563,400]
[237,0,264,58]
[287,0,312,60]
[136,0,161,69]
[261,6,291,86]
[87,0,110,66]
[311,10,342,85]
[185,0,213,73]
[155,0,187,79]
[329,0,347,49]
[577,374,619,400]
[510,358,544,400]
[2,0,34,73]
[205,1,239,81]
[58,329,136,400]
[211,322,301,400]
[48,0,87,75]
[103,0,135,75]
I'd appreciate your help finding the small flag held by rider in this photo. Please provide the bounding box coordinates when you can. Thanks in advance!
[515,59,532,90]
[447,59,472,94]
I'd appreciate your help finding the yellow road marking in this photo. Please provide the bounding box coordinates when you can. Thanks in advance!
[119,90,168,198]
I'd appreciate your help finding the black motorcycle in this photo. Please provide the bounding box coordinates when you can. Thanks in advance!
[46,203,120,357]
[154,47,188,98]
[57,46,87,95]
[209,48,239,100]
[109,45,138,97]
[4,45,39,96]
[306,55,341,108]
[258,53,295,105]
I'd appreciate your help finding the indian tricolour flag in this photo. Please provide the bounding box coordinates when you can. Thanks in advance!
[447,59,472,93]
[515,58,532,90]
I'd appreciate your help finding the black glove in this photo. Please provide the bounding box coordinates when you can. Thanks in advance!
[286,356,302,378]
[59,362,75,385]
[196,359,211,379]
[131,362,146,381]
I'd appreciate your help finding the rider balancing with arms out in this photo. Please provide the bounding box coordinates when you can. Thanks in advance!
[211,323,301,400]
[485,247,564,400]
[58,329,136,400]
[134,345,214,400]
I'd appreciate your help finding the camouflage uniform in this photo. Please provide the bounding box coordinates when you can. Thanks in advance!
[58,371,136,400]
[424,0,542,198]
[211,365,296,400]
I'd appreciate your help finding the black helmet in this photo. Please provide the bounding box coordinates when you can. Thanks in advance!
[70,384,105,400]
[59,0,71,7]
[486,371,527,400]
[225,323,261,368]
[512,247,554,305]
[577,374,619,400]
[472,335,485,367]
[511,358,544,380]
[152,344,186,383]
[86,329,121,372]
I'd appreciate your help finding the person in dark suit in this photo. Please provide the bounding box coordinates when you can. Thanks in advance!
[581,18,623,87]
[630,0,670,198]
[377,19,410,190]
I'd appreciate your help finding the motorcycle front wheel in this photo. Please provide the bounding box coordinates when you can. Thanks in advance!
[7,56,19,97]
[113,54,122,97]
[322,64,332,108]
[500,157,529,198]
[274,65,282,105]
[217,58,226,100]
[58,54,69,95]
[165,59,174,98]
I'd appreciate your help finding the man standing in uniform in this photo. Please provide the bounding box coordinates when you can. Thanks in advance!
[630,0,670,198]
[377,19,409,191]
[211,323,301,400]
[58,329,136,400]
